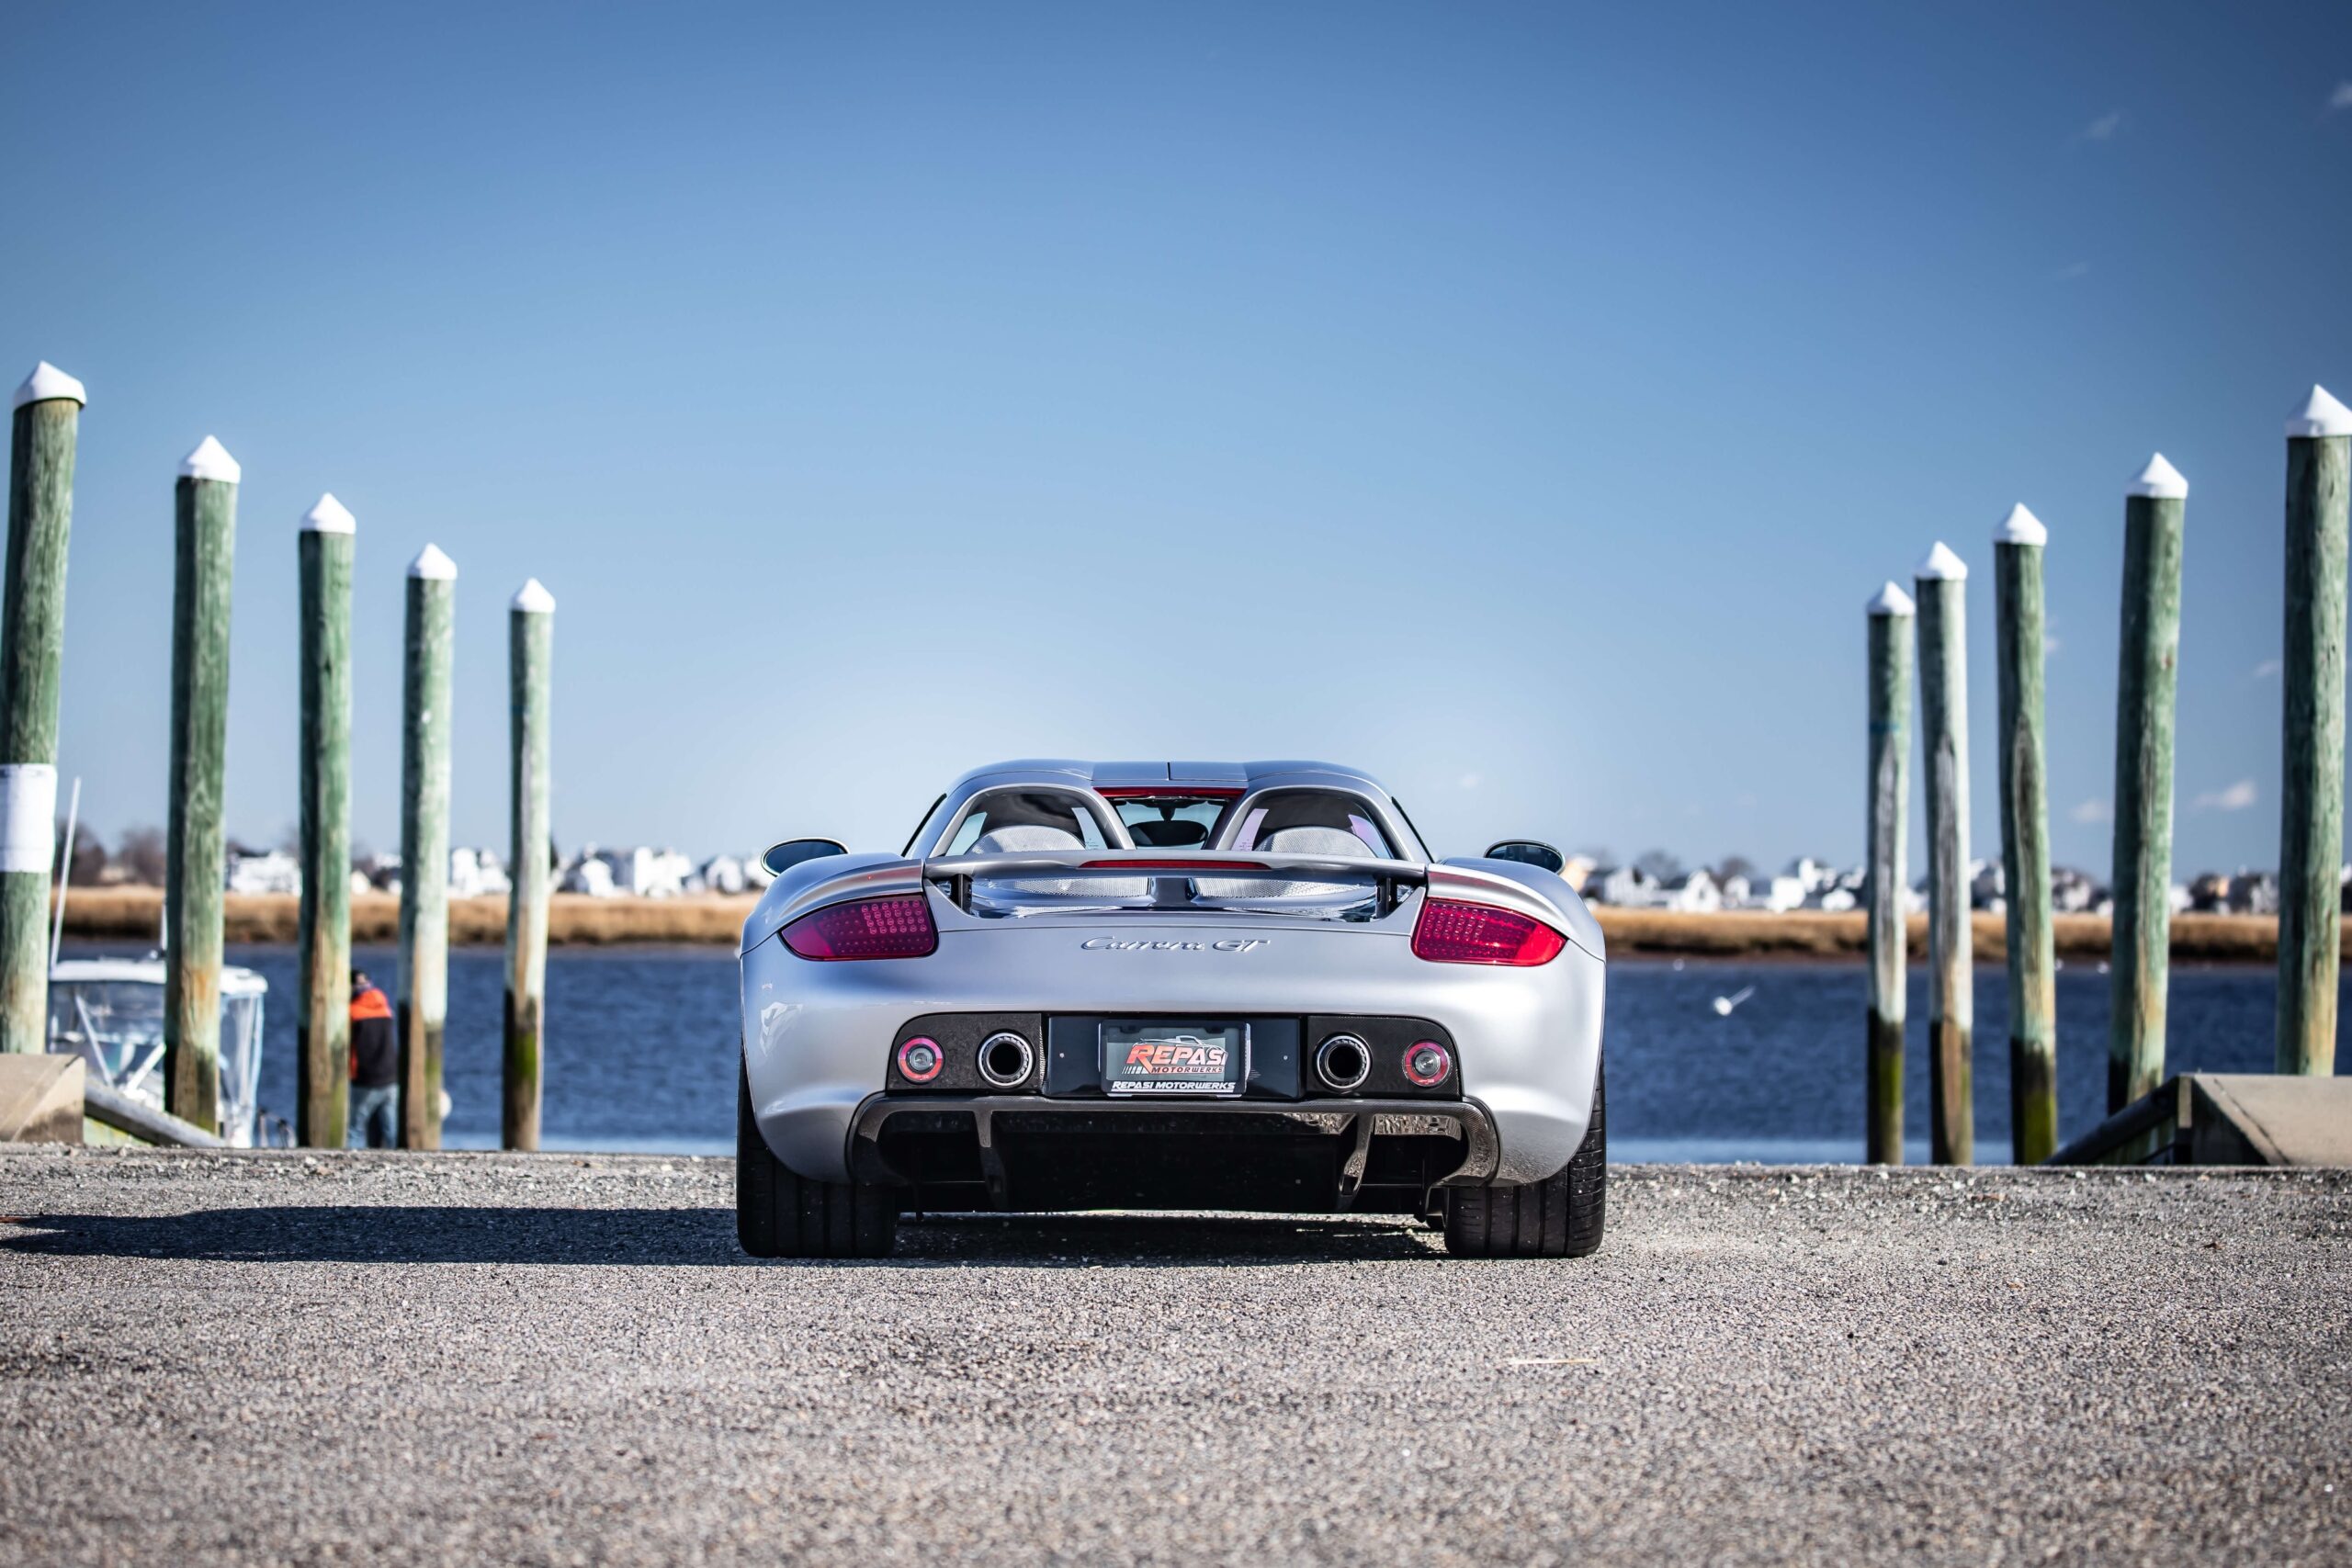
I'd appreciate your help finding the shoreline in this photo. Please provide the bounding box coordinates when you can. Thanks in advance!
[53,886,2308,962]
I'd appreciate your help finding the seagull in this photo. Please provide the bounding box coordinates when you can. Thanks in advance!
[1712,986,1756,1017]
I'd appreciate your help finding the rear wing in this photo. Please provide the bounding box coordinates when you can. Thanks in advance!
[923,849,1428,917]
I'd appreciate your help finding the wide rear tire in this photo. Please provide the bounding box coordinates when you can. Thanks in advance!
[1443,1055,1604,1258]
[738,1060,899,1259]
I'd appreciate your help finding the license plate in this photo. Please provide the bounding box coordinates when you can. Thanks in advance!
[1101,1021,1249,1097]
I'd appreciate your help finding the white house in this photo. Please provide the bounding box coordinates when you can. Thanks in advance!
[449,847,511,898]
[562,856,617,897]
[701,854,749,896]
[1657,869,1722,913]
[1585,865,1657,907]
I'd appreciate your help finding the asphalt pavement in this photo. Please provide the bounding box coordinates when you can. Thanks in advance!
[1,1147,2346,1565]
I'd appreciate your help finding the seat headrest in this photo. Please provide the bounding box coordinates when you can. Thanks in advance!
[974,825,1084,853]
[1264,826,1374,858]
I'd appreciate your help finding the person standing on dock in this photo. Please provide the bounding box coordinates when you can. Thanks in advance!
[346,972,398,1148]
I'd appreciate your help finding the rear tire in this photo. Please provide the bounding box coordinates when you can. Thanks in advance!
[1443,1055,1604,1258]
[738,1059,899,1259]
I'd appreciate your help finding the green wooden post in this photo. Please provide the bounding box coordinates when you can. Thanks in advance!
[297,494,355,1146]
[2109,456,2187,1111]
[503,579,555,1151]
[1993,505,2057,1164]
[163,438,239,1131]
[2278,387,2352,1077]
[399,545,457,1148]
[0,365,84,1055]
[1916,542,1972,1165]
[1864,581,1913,1166]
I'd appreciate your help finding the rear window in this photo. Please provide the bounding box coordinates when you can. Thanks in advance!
[941,789,1115,855]
[1106,792,1236,851]
[1225,790,1396,859]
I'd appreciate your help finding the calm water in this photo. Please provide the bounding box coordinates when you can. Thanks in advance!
[75,942,2346,1163]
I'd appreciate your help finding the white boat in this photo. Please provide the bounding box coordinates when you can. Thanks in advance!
[47,957,273,1146]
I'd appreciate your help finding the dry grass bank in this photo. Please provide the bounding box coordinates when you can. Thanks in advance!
[60,888,762,948]
[56,887,2300,962]
[1594,908,2290,964]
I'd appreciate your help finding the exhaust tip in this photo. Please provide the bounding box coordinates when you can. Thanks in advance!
[978,1031,1035,1089]
[1315,1033,1371,1093]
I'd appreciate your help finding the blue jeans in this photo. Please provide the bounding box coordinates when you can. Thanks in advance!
[349,1084,398,1149]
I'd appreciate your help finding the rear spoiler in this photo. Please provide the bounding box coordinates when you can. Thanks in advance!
[923,850,1428,916]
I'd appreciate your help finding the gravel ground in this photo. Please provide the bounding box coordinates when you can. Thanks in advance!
[1,1149,2346,1566]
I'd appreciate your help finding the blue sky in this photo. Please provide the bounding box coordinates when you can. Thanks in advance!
[4,3,2348,876]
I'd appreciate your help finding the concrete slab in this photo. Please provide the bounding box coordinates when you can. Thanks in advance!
[2050,1072,2352,1166]
[0,1055,82,1144]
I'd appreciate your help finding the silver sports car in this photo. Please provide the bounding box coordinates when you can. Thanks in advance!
[737,761,1606,1258]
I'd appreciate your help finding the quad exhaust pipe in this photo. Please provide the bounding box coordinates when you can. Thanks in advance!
[1315,1033,1371,1092]
[978,1031,1035,1089]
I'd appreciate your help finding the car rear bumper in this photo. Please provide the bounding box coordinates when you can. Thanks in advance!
[846,1092,1502,1213]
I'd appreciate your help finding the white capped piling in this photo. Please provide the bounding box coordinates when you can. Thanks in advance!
[503,578,554,1150]
[2278,387,2352,1076]
[1,364,85,1055]
[164,437,240,1131]
[2109,455,2187,1111]
[1915,541,1972,1165]
[399,545,457,1148]
[297,493,355,1145]
[1864,581,1914,1166]
[1993,505,2056,1164]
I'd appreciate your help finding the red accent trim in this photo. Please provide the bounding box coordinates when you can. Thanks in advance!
[1078,858,1270,871]
[1410,899,1566,965]
[1095,786,1244,800]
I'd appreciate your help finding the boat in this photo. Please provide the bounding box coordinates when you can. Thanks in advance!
[47,957,275,1146]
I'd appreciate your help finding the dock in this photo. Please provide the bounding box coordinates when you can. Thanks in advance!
[1,1148,2344,1563]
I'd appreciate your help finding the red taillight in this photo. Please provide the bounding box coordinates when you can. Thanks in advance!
[1410,899,1566,965]
[782,895,938,960]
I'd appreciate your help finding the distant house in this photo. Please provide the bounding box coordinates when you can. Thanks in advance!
[1815,886,1859,914]
[2051,867,2104,913]
[1584,865,1657,908]
[2228,871,2278,916]
[701,854,749,896]
[1555,855,1595,894]
[1657,869,1722,913]
[1969,859,2006,913]
[562,855,617,897]
[449,847,510,899]
[226,850,300,897]
[2188,872,2233,913]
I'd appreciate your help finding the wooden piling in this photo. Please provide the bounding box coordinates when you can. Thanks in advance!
[399,545,457,1148]
[1993,506,2057,1165]
[1916,542,1972,1165]
[0,364,84,1055]
[503,579,555,1151]
[296,495,356,1146]
[2277,387,2352,1077]
[163,438,239,1131]
[2109,456,2187,1112]
[1864,581,1913,1166]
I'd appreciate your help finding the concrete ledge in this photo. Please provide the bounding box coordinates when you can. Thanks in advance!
[2049,1072,2352,1167]
[0,1055,82,1144]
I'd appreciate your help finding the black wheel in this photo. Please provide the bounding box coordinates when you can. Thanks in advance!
[738,1059,899,1259]
[1443,1055,1604,1258]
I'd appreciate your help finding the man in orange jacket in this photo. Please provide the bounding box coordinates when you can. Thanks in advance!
[348,972,399,1148]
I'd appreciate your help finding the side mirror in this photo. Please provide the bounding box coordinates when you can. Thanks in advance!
[1484,840,1566,874]
[762,838,849,877]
